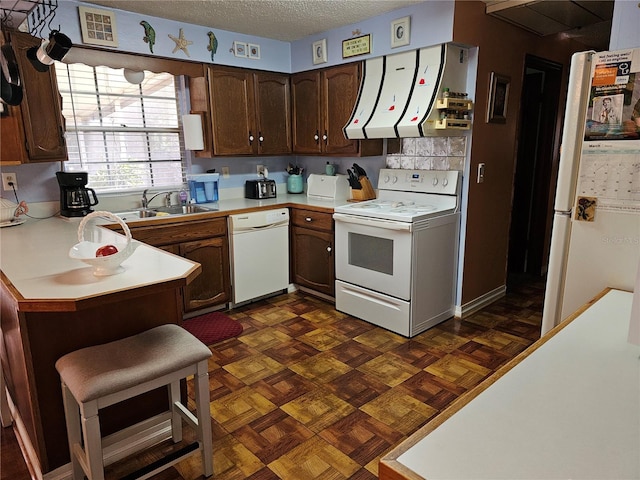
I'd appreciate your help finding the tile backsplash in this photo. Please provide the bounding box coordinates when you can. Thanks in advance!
[386,136,466,171]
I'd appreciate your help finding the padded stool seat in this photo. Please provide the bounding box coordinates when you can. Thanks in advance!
[56,324,213,480]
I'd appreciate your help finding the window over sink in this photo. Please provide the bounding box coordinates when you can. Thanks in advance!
[55,63,187,193]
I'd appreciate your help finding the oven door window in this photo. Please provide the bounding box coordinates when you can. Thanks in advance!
[349,233,393,275]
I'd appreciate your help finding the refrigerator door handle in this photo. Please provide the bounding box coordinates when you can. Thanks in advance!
[542,213,573,334]
[553,51,594,212]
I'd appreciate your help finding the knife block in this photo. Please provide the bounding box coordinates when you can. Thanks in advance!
[350,177,376,201]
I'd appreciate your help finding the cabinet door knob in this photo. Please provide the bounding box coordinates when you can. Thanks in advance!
[314,130,319,143]
[249,131,254,144]
[305,217,312,222]
[327,245,332,254]
[259,132,264,144]
[322,131,328,144]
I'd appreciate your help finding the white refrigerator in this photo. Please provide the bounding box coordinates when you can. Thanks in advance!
[541,48,640,335]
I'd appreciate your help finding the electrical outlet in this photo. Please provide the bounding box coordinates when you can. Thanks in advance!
[222,166,230,178]
[257,165,265,175]
[2,173,17,191]
[477,163,485,184]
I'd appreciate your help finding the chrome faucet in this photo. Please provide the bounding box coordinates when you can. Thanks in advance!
[141,190,174,209]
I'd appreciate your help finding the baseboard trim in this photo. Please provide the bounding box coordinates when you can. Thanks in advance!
[5,387,43,480]
[455,285,506,319]
[296,285,335,303]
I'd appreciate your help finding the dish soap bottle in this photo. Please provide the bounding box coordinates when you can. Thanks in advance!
[325,161,335,176]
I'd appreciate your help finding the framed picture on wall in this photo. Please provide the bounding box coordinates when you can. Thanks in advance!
[487,72,510,123]
[313,38,327,65]
[391,16,410,48]
[78,6,118,47]
[233,41,248,58]
[248,43,261,60]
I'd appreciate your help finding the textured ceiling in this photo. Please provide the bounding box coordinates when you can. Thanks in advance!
[1,0,613,48]
[84,0,425,42]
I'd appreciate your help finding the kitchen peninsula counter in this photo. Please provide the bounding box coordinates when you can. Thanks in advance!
[0,192,350,477]
[1,216,201,309]
[0,216,201,477]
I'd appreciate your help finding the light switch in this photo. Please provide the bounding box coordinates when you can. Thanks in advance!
[477,163,485,183]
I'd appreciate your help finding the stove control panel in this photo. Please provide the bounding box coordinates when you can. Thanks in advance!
[379,169,459,195]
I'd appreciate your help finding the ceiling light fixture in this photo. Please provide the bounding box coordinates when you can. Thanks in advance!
[123,69,145,84]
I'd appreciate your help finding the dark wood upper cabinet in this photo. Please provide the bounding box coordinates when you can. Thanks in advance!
[192,65,291,156]
[292,63,382,157]
[209,66,256,156]
[322,63,361,155]
[291,70,323,154]
[254,72,292,155]
[1,30,67,164]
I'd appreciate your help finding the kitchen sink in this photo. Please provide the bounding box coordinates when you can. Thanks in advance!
[113,205,214,221]
[152,205,212,215]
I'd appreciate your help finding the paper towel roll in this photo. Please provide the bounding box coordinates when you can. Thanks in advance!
[182,114,204,150]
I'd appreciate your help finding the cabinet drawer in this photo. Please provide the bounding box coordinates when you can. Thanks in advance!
[291,209,333,231]
[127,218,227,247]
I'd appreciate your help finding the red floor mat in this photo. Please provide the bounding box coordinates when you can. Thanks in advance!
[182,312,243,346]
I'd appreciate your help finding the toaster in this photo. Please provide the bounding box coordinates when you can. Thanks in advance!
[245,179,277,199]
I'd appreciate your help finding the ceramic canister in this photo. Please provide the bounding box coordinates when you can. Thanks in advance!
[325,162,335,176]
[287,174,303,193]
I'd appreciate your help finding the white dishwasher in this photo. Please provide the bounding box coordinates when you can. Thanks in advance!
[228,208,290,305]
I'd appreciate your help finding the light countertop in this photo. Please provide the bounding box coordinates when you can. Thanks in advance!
[169,191,351,214]
[0,192,349,304]
[0,217,200,304]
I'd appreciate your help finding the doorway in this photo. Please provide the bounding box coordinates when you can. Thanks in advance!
[507,55,563,285]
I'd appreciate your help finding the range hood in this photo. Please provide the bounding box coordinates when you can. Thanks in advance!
[344,43,470,139]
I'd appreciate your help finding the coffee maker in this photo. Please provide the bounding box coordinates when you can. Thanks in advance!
[56,172,99,217]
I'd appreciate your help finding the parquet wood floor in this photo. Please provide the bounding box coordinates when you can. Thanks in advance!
[1,277,545,480]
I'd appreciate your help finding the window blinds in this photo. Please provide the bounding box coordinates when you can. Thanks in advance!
[55,63,187,192]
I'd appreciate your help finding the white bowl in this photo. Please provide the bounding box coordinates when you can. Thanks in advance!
[0,198,19,223]
[69,211,140,276]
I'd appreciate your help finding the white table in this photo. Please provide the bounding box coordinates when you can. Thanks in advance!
[380,289,640,479]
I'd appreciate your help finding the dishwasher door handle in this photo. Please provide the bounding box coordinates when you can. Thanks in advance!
[232,220,289,233]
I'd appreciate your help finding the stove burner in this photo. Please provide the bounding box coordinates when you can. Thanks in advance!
[391,201,415,208]
[393,205,437,214]
[352,200,437,214]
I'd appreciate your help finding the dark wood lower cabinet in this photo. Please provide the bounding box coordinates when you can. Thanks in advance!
[290,208,335,297]
[180,236,230,311]
[120,218,231,313]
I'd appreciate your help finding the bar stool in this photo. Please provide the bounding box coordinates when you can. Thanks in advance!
[55,324,213,480]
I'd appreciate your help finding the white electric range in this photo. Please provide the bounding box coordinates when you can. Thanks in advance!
[333,169,461,337]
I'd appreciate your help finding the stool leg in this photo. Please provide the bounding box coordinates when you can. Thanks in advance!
[168,380,183,443]
[61,382,84,480]
[194,360,213,477]
[80,401,105,480]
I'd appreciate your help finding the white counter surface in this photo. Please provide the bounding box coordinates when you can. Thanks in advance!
[392,289,640,479]
[191,191,351,213]
[0,217,199,302]
[0,193,348,303]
